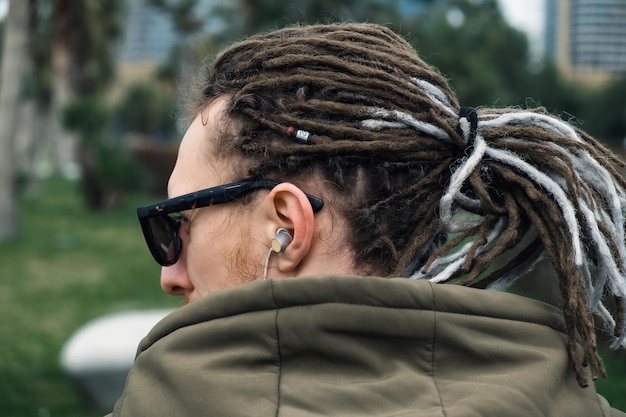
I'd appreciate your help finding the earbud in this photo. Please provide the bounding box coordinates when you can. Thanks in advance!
[271,228,293,253]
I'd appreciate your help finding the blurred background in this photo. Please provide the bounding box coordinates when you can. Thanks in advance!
[0,0,625,415]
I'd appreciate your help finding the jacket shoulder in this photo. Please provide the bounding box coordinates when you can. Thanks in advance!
[597,394,626,417]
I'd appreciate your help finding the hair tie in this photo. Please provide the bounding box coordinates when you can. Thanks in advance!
[457,107,478,146]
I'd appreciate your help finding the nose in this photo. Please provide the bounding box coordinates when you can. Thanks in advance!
[160,260,194,297]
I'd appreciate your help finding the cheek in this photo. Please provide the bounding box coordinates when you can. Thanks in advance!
[183,217,232,293]
[184,235,218,292]
[186,211,263,292]
[223,228,265,284]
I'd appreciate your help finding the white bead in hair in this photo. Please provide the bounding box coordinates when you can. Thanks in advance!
[295,129,310,143]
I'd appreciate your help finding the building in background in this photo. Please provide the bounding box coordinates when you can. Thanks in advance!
[118,0,175,63]
[116,0,173,88]
[115,0,224,94]
[546,0,626,85]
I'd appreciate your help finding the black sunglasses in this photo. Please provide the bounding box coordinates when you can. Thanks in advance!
[136,180,324,266]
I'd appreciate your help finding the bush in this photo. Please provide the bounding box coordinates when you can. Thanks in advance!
[115,82,178,140]
[63,97,154,209]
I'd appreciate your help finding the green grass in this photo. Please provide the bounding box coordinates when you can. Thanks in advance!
[597,348,626,411]
[0,177,177,417]
[0,177,625,416]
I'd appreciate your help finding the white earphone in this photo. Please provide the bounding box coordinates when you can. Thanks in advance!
[264,228,293,281]
[271,228,293,253]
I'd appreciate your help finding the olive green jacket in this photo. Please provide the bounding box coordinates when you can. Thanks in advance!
[108,275,625,417]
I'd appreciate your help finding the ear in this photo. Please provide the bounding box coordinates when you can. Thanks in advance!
[262,182,315,274]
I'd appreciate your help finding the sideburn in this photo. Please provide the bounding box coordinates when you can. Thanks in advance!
[222,203,267,284]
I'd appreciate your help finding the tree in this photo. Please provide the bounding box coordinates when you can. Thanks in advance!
[153,0,414,81]
[44,0,123,176]
[45,0,128,208]
[0,0,30,240]
[14,0,54,193]
[585,79,626,146]
[218,0,405,41]
[406,0,532,107]
[148,0,216,83]
[115,82,178,139]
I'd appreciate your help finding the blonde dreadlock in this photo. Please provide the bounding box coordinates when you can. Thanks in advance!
[190,22,626,387]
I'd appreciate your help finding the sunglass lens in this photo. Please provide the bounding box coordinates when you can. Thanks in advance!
[147,215,180,266]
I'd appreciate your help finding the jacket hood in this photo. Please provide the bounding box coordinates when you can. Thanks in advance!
[111,275,622,417]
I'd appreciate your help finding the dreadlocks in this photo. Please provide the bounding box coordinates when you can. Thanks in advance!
[189,22,626,387]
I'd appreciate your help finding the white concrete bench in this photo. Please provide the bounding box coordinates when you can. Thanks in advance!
[60,309,172,410]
